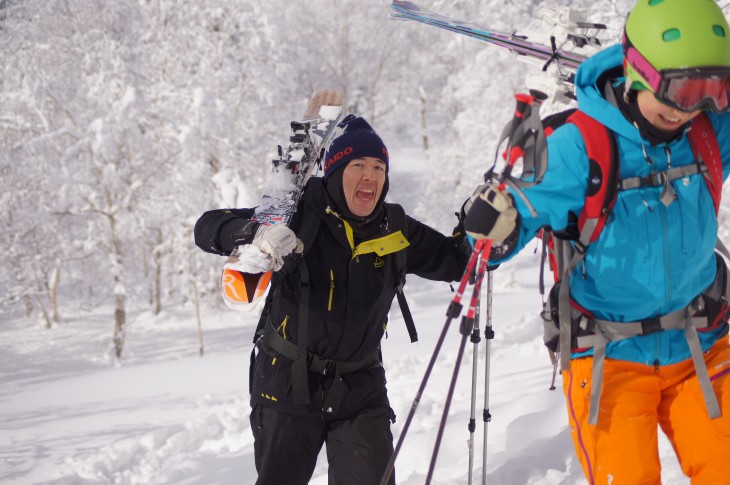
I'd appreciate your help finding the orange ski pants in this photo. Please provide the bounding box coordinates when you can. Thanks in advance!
[563,338,730,485]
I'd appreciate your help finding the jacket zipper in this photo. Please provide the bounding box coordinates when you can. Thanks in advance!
[657,185,672,307]
[647,144,673,308]
[328,270,334,311]
[653,145,671,371]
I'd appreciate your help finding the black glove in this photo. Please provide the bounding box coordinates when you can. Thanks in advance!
[464,183,518,243]
[452,198,472,257]
[230,220,261,246]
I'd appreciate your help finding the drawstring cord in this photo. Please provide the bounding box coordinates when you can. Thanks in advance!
[640,143,676,207]
[660,146,675,206]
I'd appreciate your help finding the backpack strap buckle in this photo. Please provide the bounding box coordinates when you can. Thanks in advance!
[652,171,667,186]
[308,354,336,376]
[573,240,587,255]
[640,316,662,335]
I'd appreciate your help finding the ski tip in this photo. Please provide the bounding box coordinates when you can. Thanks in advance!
[304,89,344,120]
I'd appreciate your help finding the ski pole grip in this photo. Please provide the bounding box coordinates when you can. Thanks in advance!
[460,315,475,336]
[512,90,547,121]
[447,301,463,318]
[529,89,548,101]
[512,93,533,120]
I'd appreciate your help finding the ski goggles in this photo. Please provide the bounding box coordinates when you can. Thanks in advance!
[623,32,730,113]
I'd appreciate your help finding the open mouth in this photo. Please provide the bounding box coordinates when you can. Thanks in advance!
[356,189,375,202]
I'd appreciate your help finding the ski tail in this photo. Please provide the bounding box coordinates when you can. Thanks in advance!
[303,89,343,120]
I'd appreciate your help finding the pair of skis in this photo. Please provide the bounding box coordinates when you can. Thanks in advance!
[390,1,606,101]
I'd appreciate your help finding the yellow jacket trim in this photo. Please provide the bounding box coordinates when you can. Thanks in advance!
[326,207,410,259]
[326,208,356,250]
[353,231,410,259]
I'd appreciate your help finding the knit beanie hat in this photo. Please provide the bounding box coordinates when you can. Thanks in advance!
[323,114,389,179]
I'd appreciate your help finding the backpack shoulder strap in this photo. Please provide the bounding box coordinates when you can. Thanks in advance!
[566,110,621,250]
[252,207,321,344]
[687,112,723,215]
[547,110,621,372]
[542,108,577,136]
[289,204,322,258]
[385,203,418,343]
[538,109,618,296]
[386,203,408,274]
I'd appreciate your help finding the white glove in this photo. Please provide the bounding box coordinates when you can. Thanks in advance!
[464,183,518,243]
[251,225,302,271]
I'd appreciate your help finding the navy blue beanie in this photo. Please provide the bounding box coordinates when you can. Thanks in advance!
[323,114,389,179]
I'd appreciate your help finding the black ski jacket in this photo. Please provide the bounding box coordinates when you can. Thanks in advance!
[195,178,469,418]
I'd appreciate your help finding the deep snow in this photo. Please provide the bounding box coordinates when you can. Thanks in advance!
[0,153,691,485]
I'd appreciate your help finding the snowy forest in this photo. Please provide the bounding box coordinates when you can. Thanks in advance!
[0,0,638,353]
[6,1,730,483]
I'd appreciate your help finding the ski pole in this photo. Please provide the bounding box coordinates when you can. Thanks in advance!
[467,273,483,485]
[384,89,538,484]
[425,243,491,484]
[470,95,543,483]
[379,239,487,485]
[482,268,495,484]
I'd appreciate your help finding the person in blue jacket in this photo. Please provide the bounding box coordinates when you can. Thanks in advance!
[465,0,730,483]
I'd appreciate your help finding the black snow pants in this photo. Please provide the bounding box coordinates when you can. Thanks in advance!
[249,404,396,485]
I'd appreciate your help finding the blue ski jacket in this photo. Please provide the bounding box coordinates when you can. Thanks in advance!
[504,44,730,366]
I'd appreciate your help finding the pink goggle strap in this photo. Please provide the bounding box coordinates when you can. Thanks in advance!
[622,33,663,92]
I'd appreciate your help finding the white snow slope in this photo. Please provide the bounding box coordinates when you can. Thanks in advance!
[1,154,691,485]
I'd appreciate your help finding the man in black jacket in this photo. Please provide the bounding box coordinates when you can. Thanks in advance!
[195,115,469,485]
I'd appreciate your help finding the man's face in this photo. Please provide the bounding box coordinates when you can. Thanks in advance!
[341,157,387,217]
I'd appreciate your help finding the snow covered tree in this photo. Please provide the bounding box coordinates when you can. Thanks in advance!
[0,0,665,363]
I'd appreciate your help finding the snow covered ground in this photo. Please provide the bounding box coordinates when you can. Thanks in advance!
[0,256,692,485]
[1,154,692,485]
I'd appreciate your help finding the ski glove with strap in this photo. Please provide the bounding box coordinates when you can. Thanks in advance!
[230,219,260,248]
[252,224,303,271]
[464,183,518,243]
[452,187,487,258]
[460,183,489,220]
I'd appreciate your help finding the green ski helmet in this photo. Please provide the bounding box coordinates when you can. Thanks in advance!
[624,0,730,91]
